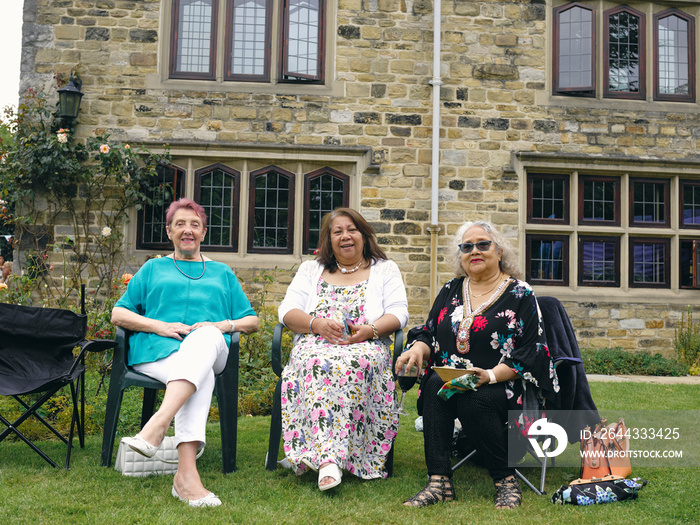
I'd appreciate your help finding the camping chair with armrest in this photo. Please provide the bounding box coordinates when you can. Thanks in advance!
[450,296,600,495]
[100,326,240,473]
[265,322,403,476]
[0,292,116,469]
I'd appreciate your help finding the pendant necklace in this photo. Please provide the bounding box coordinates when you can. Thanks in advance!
[336,259,363,274]
[172,254,206,280]
[456,275,511,354]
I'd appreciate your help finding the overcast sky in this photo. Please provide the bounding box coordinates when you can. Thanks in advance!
[0,2,23,113]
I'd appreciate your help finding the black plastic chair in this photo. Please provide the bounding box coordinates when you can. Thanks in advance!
[100,326,240,473]
[0,299,116,469]
[265,322,403,476]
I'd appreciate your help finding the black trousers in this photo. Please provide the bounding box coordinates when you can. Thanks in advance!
[421,371,515,481]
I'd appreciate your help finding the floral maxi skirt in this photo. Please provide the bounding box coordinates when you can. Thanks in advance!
[280,334,400,479]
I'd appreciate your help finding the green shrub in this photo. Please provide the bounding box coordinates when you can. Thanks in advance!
[674,306,700,375]
[581,347,689,376]
[237,267,294,416]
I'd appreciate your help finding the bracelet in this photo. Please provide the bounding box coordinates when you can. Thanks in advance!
[309,317,317,334]
[487,368,497,384]
[227,320,236,333]
[370,323,379,340]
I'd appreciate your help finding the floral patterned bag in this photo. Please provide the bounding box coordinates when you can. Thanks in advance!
[551,475,646,505]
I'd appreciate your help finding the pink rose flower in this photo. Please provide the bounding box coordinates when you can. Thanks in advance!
[99,144,110,154]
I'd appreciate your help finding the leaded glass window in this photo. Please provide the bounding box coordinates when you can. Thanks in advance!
[226,0,271,81]
[195,164,240,250]
[171,0,217,79]
[654,9,695,102]
[605,6,645,99]
[281,0,324,81]
[138,165,184,250]
[249,166,295,253]
[304,168,349,253]
[554,3,595,94]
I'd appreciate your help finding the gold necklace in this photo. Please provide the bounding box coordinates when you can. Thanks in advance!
[468,273,503,298]
[456,276,511,354]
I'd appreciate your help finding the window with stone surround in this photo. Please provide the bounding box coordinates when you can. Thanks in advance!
[553,2,697,102]
[521,159,700,292]
[169,0,325,84]
[135,154,352,257]
[137,165,185,250]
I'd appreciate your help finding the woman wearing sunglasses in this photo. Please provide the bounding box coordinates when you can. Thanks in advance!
[396,221,559,509]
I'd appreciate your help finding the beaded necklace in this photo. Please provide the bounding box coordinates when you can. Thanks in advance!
[172,254,206,280]
[455,276,511,354]
[336,259,363,274]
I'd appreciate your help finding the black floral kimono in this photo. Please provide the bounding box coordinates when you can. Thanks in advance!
[409,277,560,433]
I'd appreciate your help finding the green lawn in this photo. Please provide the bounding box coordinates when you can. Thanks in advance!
[1,383,698,524]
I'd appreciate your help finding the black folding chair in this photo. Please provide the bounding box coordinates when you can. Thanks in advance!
[265,322,403,476]
[100,326,240,473]
[451,296,599,495]
[0,294,116,469]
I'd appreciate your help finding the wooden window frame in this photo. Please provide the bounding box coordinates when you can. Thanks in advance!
[629,177,670,228]
[629,237,671,288]
[279,0,326,83]
[578,235,620,287]
[603,5,646,100]
[680,180,700,230]
[653,8,696,102]
[553,2,596,97]
[247,165,296,254]
[224,0,272,82]
[137,164,185,251]
[194,163,240,252]
[578,174,620,226]
[527,173,570,225]
[169,0,219,80]
[679,239,700,289]
[302,167,349,254]
[526,233,570,286]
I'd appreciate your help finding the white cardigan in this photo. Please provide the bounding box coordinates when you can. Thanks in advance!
[278,258,409,330]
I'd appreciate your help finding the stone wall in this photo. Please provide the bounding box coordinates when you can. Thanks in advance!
[19,0,699,355]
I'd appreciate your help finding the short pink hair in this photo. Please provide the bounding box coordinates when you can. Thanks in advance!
[165,198,207,228]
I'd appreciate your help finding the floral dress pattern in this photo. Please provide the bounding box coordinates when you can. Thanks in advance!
[280,278,399,479]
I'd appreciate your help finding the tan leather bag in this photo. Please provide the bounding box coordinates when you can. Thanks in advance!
[580,418,632,480]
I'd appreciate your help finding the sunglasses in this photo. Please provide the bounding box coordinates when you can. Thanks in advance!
[458,240,493,254]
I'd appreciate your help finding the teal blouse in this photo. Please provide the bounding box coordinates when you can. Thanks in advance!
[115,257,255,366]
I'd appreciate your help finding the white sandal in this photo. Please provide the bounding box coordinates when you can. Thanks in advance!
[318,463,342,491]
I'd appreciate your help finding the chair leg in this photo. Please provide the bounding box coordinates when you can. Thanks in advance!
[216,375,238,474]
[101,388,125,468]
[385,441,395,478]
[265,379,283,471]
[141,388,159,427]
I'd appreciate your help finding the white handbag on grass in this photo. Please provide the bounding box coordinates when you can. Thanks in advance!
[115,436,203,477]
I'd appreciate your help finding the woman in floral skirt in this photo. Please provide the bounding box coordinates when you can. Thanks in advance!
[278,208,408,490]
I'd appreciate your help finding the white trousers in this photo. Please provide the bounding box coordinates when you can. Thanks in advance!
[133,325,229,448]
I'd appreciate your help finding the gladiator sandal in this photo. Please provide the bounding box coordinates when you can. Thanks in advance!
[403,476,456,508]
[494,475,522,509]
